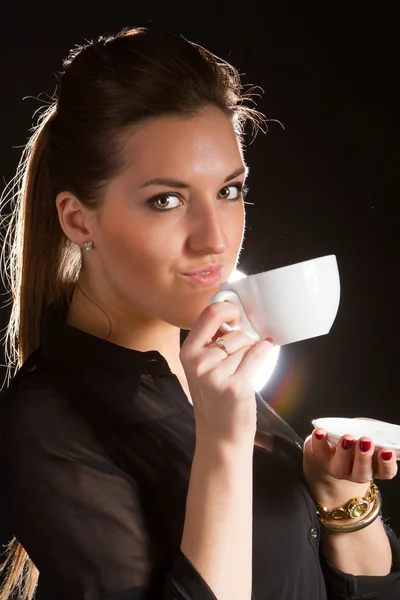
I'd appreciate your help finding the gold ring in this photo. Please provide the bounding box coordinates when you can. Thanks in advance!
[215,337,230,356]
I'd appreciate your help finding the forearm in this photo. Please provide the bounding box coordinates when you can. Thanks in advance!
[321,516,392,575]
[181,439,254,600]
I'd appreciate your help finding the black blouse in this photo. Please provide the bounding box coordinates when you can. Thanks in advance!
[1,306,400,599]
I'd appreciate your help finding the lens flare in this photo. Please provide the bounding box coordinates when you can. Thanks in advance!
[265,358,307,418]
[253,344,281,392]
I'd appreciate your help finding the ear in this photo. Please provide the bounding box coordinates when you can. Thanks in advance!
[56,191,94,247]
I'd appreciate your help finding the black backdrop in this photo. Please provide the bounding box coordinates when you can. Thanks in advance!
[1,4,399,568]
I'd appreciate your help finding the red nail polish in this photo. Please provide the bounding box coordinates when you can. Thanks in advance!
[315,431,325,440]
[342,438,354,450]
[266,337,274,344]
[382,451,393,461]
[360,440,372,452]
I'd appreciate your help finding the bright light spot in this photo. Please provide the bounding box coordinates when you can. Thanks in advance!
[228,269,247,282]
[227,269,280,391]
[252,344,280,392]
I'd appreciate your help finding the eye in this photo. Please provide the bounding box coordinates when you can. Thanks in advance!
[148,193,182,211]
[218,183,248,201]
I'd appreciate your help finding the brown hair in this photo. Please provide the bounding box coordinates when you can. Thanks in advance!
[0,26,265,599]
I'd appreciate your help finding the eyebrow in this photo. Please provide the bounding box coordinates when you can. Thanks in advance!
[139,166,248,189]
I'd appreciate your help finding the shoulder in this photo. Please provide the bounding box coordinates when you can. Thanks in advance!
[1,351,102,460]
[3,351,77,418]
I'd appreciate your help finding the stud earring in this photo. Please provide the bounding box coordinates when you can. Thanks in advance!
[82,241,94,252]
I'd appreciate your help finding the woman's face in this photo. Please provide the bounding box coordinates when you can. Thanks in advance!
[88,107,247,330]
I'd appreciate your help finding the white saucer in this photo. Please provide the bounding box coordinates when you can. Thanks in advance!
[312,417,400,459]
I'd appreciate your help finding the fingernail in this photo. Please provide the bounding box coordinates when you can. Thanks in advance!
[265,337,274,344]
[342,438,354,450]
[382,451,393,461]
[315,431,325,440]
[360,440,372,452]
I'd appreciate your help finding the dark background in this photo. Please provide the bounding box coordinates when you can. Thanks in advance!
[1,3,399,564]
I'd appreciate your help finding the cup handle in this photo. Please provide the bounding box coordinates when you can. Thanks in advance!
[209,290,260,342]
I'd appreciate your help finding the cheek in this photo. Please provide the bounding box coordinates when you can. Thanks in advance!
[99,219,175,279]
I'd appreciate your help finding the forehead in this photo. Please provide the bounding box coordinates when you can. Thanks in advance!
[119,108,244,181]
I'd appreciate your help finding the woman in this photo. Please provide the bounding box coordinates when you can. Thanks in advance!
[0,26,399,600]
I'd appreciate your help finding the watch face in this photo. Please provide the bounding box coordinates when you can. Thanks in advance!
[349,499,370,519]
[311,417,400,459]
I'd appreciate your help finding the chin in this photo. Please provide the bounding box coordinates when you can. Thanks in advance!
[166,297,213,331]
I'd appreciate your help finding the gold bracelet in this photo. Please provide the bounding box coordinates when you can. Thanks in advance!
[316,482,382,533]
[316,480,376,521]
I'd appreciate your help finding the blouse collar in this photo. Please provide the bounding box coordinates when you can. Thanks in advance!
[41,303,173,380]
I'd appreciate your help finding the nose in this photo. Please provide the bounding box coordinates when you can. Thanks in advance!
[187,199,227,255]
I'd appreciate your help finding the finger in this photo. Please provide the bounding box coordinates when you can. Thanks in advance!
[309,428,332,464]
[209,330,256,356]
[192,338,273,396]
[374,448,398,480]
[196,331,255,376]
[351,437,374,483]
[227,338,274,385]
[329,436,356,479]
[182,302,242,355]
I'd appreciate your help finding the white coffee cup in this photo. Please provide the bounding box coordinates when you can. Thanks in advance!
[210,255,341,346]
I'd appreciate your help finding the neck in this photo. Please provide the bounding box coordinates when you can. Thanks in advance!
[66,283,187,382]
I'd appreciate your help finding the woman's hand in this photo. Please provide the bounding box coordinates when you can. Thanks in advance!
[303,426,398,507]
[180,302,271,600]
[180,301,273,447]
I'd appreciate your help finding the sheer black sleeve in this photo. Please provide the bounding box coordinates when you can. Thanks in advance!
[1,382,217,600]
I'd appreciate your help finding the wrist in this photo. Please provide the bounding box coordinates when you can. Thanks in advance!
[315,481,382,534]
[307,477,370,508]
[194,437,254,466]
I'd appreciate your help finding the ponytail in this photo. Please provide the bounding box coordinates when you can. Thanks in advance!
[0,103,80,600]
[4,103,79,371]
[0,538,37,600]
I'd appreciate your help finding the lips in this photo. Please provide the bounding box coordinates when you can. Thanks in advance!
[184,263,224,276]
[183,266,223,287]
